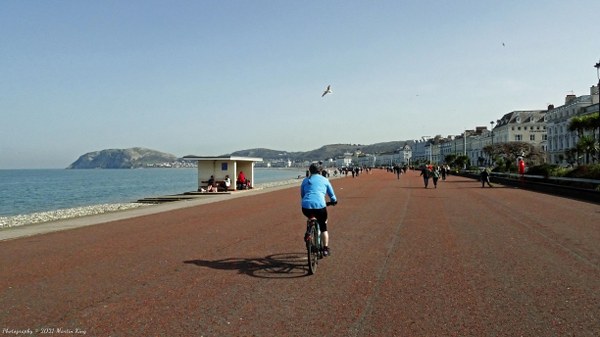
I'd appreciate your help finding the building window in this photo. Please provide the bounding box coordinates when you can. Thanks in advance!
[515,134,522,141]
[542,134,547,141]
[530,134,535,141]
[560,136,564,149]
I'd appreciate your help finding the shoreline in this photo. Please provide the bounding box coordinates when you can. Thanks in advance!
[0,167,310,221]
[0,177,309,241]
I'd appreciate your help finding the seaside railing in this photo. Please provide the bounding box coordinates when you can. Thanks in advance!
[459,170,600,204]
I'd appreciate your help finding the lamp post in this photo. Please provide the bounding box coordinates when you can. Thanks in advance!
[595,60,600,150]
[422,136,432,164]
[463,130,468,169]
[490,120,495,165]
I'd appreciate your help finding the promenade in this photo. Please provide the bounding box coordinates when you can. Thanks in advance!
[0,170,598,337]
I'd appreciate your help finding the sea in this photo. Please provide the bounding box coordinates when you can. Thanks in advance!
[0,167,306,217]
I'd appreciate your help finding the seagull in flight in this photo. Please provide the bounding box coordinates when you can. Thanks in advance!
[321,85,332,97]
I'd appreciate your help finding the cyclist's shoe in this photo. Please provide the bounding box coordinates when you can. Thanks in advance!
[322,246,330,257]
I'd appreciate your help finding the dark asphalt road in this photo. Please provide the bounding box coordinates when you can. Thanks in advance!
[1,170,599,337]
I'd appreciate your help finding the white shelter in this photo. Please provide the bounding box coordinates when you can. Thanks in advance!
[183,156,263,191]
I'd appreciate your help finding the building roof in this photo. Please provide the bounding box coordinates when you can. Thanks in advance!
[182,155,263,162]
[496,110,546,127]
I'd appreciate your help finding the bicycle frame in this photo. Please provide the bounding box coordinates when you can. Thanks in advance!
[302,201,335,275]
[305,217,322,275]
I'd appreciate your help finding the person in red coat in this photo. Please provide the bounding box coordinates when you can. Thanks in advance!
[518,158,526,175]
[237,171,249,189]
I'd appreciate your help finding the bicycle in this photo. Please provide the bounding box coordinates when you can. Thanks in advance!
[303,201,336,275]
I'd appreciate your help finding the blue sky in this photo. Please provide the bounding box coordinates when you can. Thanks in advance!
[1,0,599,168]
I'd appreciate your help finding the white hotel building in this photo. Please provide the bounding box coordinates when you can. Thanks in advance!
[546,85,599,165]
[405,84,598,168]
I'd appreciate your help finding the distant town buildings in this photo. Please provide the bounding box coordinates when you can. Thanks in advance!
[409,84,599,168]
[145,160,197,168]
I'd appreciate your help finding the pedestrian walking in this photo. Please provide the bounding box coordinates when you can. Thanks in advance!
[432,166,440,188]
[480,167,493,187]
[394,165,401,179]
[420,165,431,188]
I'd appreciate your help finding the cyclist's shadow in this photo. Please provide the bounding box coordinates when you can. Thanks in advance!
[184,252,310,279]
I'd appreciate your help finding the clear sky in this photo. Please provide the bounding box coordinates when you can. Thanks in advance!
[1,0,599,169]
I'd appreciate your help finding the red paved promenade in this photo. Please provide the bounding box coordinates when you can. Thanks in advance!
[1,170,599,336]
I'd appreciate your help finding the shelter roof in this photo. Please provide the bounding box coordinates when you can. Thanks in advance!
[182,155,263,162]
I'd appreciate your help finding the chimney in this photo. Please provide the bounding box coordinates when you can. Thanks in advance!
[565,94,576,104]
[547,104,554,110]
[592,85,599,104]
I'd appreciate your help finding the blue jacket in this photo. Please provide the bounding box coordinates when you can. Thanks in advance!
[300,174,337,209]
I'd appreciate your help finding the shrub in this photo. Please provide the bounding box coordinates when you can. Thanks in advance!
[527,164,556,177]
[566,164,600,179]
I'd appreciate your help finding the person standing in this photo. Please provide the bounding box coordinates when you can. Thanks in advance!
[518,158,526,176]
[515,157,526,182]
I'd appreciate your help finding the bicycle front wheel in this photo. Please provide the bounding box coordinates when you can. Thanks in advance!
[306,224,319,275]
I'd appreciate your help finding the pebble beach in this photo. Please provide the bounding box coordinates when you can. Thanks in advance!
[0,178,304,229]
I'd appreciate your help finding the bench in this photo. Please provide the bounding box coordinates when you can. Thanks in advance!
[199,180,234,192]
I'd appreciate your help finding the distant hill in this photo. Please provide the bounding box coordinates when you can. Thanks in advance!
[67,147,181,169]
[228,148,294,159]
[229,141,410,161]
[68,141,413,169]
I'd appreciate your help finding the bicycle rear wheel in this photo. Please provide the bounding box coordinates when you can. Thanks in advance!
[306,223,319,275]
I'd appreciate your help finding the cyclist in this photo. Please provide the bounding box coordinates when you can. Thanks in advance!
[301,163,338,256]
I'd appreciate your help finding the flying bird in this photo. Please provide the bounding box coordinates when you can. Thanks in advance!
[321,85,332,97]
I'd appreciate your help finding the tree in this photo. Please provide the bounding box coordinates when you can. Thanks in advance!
[568,114,600,164]
[454,155,470,169]
[568,116,587,136]
[483,142,544,171]
[564,148,579,166]
[569,116,587,164]
[576,135,598,164]
[444,154,457,166]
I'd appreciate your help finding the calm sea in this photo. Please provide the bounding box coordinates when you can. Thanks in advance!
[0,168,306,217]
